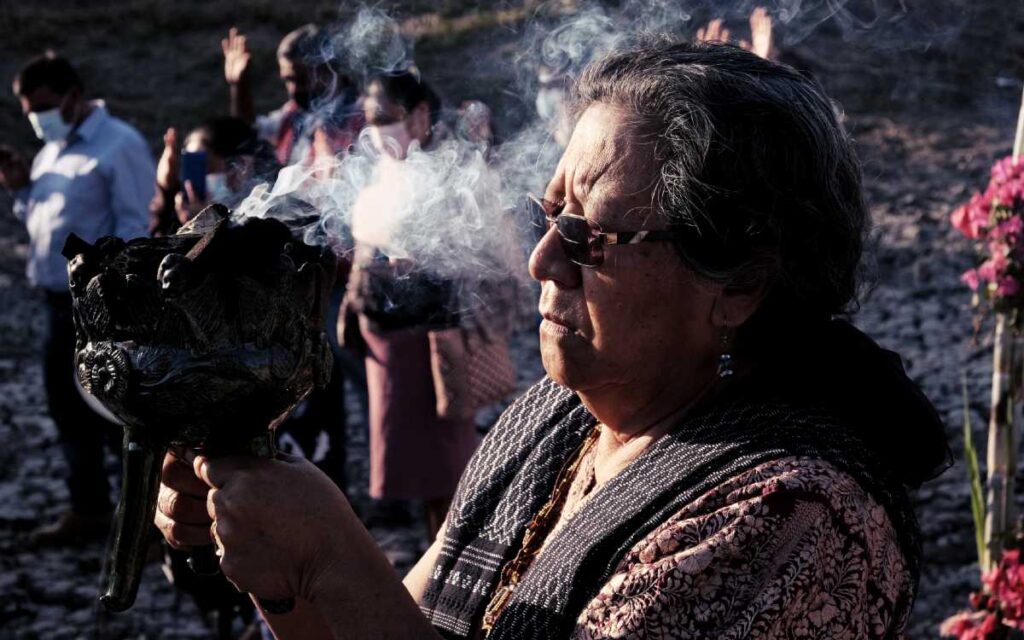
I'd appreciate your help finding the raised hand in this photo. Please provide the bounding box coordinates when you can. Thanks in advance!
[156,128,179,191]
[0,145,29,192]
[740,7,774,60]
[696,18,730,45]
[222,27,252,86]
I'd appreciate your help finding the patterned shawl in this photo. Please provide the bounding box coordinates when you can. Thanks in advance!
[419,376,922,639]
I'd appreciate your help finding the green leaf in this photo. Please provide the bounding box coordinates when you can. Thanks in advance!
[963,375,987,570]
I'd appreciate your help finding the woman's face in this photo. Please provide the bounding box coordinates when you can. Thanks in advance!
[529,103,721,397]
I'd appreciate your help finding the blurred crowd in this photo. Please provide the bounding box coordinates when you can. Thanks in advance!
[0,9,775,639]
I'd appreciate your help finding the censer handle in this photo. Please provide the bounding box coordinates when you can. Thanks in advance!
[101,435,165,612]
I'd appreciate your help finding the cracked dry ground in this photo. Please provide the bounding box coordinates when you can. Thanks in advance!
[0,109,1017,639]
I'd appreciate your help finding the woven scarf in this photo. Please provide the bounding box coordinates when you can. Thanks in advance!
[419,376,920,639]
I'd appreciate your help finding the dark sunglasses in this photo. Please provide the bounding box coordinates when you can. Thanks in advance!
[528,195,690,268]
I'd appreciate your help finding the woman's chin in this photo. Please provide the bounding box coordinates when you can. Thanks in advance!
[540,344,587,391]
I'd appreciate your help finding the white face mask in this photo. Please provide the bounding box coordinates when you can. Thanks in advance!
[28,107,73,143]
[367,122,414,160]
[206,172,233,203]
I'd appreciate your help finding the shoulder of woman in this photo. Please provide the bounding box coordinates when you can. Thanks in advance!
[574,458,912,639]
[677,457,886,523]
[630,457,901,568]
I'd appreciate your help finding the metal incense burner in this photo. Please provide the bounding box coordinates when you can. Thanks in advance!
[61,205,336,613]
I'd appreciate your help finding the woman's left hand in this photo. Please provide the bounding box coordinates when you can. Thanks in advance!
[194,452,352,603]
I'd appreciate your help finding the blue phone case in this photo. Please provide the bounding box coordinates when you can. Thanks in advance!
[180,151,207,201]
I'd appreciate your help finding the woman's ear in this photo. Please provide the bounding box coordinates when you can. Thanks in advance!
[710,270,771,330]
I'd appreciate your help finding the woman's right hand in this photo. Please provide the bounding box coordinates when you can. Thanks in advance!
[155,452,213,549]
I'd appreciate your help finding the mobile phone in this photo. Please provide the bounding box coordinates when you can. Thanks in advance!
[180,151,208,202]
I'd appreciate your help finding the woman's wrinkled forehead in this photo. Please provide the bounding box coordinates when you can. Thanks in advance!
[546,103,658,223]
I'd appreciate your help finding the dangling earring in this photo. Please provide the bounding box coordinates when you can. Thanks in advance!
[716,331,734,379]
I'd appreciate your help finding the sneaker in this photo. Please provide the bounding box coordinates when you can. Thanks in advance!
[29,511,112,548]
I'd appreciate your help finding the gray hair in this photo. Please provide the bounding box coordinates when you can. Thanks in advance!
[572,40,867,336]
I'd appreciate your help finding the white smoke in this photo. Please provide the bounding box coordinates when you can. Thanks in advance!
[232,0,967,324]
[339,7,413,76]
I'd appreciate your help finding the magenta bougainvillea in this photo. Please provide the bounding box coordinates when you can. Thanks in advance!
[941,549,1024,639]
[952,156,1024,314]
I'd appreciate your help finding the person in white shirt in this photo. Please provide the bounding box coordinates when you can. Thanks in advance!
[0,52,155,546]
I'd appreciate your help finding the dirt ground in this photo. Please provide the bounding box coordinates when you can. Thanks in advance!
[1,1,1024,638]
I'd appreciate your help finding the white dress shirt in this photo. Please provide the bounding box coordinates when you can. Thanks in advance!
[13,101,155,292]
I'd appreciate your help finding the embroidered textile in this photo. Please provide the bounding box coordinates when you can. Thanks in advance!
[418,377,919,639]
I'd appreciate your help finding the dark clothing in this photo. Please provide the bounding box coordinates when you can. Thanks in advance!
[276,287,352,490]
[276,357,349,486]
[344,241,475,500]
[149,184,179,237]
[419,321,949,639]
[348,249,459,332]
[43,292,117,515]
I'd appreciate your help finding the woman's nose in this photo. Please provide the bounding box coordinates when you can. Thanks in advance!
[528,224,581,288]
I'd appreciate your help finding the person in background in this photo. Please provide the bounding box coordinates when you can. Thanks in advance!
[222,24,368,495]
[535,6,774,153]
[222,24,364,167]
[457,99,495,149]
[149,116,278,236]
[0,52,154,545]
[153,116,353,640]
[342,70,478,542]
[696,6,775,60]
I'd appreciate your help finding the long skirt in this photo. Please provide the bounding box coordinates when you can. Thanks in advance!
[360,316,479,500]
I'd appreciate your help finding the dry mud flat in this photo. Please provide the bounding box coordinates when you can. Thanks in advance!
[0,109,1018,638]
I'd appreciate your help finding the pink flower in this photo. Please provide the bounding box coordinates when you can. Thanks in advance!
[998,276,1021,298]
[978,612,1001,637]
[991,156,1024,184]
[954,155,1024,301]
[997,217,1024,239]
[952,206,980,238]
[961,269,981,291]
[978,258,1003,283]
[953,206,986,239]
[940,611,978,637]
[993,182,1024,209]
[940,610,994,639]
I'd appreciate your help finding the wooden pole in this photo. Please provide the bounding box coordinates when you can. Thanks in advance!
[984,314,1021,570]
[1015,84,1024,162]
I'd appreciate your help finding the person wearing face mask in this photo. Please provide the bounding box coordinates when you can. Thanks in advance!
[148,116,279,237]
[222,24,364,168]
[340,70,481,543]
[0,52,155,546]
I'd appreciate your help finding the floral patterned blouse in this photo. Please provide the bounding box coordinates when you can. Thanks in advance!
[560,456,911,639]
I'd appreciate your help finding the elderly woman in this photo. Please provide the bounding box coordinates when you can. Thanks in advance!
[155,41,949,639]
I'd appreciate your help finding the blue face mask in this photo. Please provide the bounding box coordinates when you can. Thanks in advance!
[28,107,72,143]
